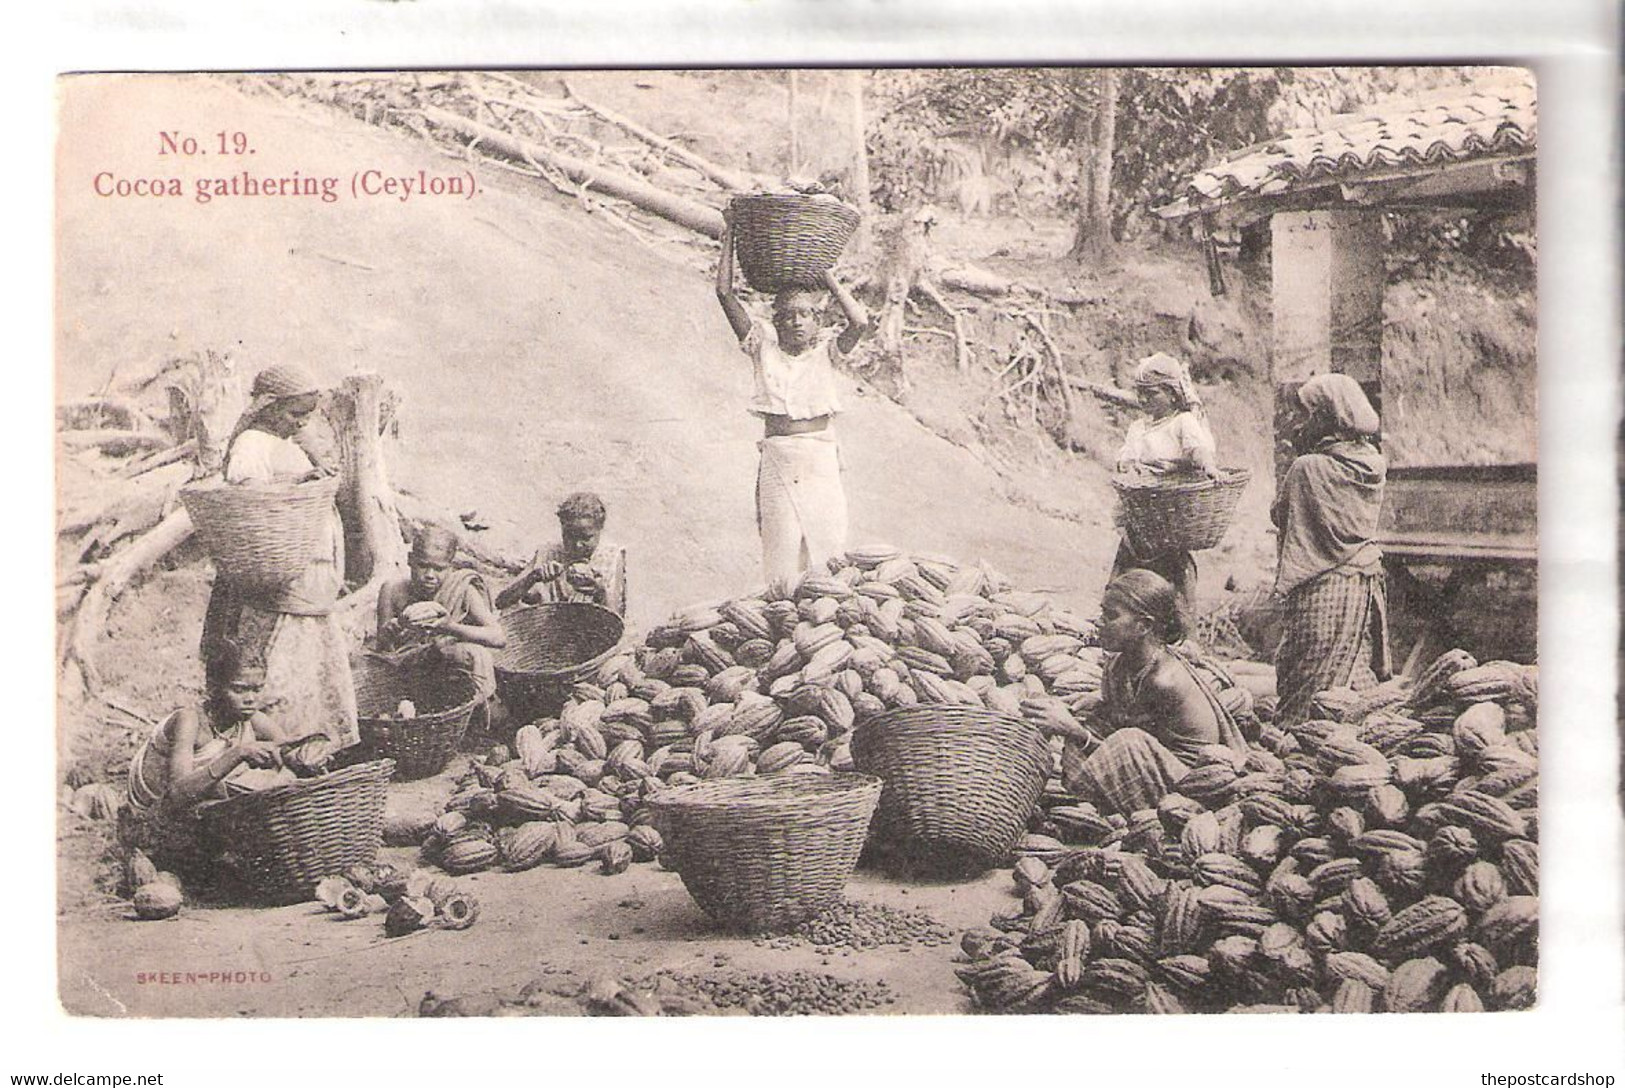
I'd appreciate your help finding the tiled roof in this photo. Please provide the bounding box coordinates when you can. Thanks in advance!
[1160,73,1535,217]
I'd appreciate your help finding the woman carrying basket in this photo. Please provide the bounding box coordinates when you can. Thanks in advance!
[1025,571,1250,815]
[1112,352,1219,613]
[715,210,871,586]
[1271,373,1391,726]
[199,363,359,750]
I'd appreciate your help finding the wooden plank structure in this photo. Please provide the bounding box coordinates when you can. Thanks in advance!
[1156,72,1538,666]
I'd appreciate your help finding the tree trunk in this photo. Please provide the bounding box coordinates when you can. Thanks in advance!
[1070,68,1119,262]
[422,108,726,238]
[788,70,801,175]
[849,69,871,212]
[561,80,759,192]
[327,372,406,588]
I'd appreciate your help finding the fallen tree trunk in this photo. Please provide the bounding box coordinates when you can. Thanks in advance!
[561,80,760,193]
[422,107,726,239]
[939,265,1014,298]
[58,429,171,457]
[1068,375,1138,409]
[60,508,194,705]
[59,460,191,545]
[119,438,197,479]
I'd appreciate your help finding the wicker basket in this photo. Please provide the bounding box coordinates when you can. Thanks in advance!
[351,655,481,780]
[181,475,341,590]
[729,193,862,293]
[1113,468,1251,556]
[851,706,1051,874]
[649,773,881,932]
[198,759,393,905]
[494,602,625,723]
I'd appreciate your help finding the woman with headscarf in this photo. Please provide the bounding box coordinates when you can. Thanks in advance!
[199,363,359,750]
[1024,570,1250,815]
[1112,352,1219,610]
[1271,373,1391,725]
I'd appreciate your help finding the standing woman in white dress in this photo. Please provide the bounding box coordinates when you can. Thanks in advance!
[199,363,359,750]
[1111,352,1220,613]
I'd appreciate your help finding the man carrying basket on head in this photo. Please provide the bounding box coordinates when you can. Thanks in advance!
[199,363,359,751]
[1112,352,1220,613]
[716,204,872,586]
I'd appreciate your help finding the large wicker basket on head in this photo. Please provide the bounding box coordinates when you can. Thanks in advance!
[198,758,393,905]
[729,193,862,293]
[494,602,625,723]
[1112,468,1251,556]
[180,475,341,591]
[851,706,1051,874]
[351,655,481,780]
[648,773,881,933]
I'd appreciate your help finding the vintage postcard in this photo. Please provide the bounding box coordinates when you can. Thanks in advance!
[55,66,1541,1021]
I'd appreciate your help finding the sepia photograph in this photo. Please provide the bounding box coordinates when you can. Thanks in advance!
[55,64,1542,1020]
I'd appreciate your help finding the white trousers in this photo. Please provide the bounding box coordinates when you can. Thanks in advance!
[756,432,848,586]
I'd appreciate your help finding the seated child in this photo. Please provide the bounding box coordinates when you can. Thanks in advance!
[495,492,627,616]
[376,524,506,706]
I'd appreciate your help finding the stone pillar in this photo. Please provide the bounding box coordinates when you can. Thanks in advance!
[1270,209,1385,479]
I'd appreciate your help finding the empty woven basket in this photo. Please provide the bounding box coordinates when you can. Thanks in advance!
[649,773,881,932]
[851,705,1051,874]
[494,602,625,722]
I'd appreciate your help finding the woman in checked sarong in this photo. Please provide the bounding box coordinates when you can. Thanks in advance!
[1026,571,1250,815]
[1271,373,1391,726]
[199,363,359,750]
[714,208,871,586]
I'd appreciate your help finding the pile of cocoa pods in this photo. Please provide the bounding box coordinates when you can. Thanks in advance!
[386,546,1107,880]
[959,651,1539,1014]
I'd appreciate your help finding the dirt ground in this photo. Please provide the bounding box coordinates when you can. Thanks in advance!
[52,71,1535,1018]
[53,74,1120,1017]
[60,783,1012,1019]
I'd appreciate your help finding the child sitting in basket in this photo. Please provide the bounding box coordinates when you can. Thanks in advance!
[121,640,302,875]
[713,206,872,586]
[376,524,507,718]
[1112,352,1220,612]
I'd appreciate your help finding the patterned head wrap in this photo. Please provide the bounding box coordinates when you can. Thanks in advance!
[231,364,323,445]
[250,364,320,401]
[1103,568,1188,645]
[1133,352,1203,414]
[1298,373,1380,438]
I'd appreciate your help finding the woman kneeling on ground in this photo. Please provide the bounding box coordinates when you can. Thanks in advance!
[120,640,297,873]
[1027,570,1249,815]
